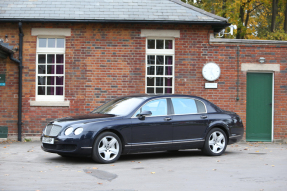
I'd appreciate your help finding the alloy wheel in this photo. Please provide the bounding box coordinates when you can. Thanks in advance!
[208,131,226,154]
[98,136,120,161]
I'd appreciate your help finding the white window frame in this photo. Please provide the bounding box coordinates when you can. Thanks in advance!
[36,36,66,102]
[145,38,175,94]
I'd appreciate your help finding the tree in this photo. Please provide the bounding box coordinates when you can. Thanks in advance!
[182,0,287,40]
[271,0,278,32]
[285,2,287,33]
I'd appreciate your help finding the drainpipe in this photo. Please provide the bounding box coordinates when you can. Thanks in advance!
[236,46,240,101]
[9,54,20,64]
[18,22,24,141]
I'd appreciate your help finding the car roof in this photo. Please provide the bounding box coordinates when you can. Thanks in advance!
[120,94,205,100]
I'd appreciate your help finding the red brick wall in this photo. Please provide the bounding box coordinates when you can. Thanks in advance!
[0,22,286,141]
[0,23,19,136]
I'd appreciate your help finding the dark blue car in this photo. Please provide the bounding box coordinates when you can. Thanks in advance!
[41,94,244,163]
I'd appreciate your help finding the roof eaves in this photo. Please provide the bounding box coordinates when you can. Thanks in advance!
[169,0,228,22]
[0,18,230,25]
[0,41,14,55]
[0,18,230,32]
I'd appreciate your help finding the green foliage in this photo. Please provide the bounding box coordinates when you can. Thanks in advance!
[265,30,287,40]
[24,138,32,142]
[181,0,287,40]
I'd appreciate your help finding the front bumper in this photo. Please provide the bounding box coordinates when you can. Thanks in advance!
[41,132,94,156]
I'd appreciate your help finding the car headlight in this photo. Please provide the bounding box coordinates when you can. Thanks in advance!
[74,127,83,135]
[64,127,74,136]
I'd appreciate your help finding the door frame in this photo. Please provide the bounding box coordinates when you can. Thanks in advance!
[246,72,274,142]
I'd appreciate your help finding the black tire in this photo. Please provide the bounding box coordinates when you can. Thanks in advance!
[202,128,227,156]
[92,132,122,164]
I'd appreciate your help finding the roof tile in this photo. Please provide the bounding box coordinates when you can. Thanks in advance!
[0,0,227,23]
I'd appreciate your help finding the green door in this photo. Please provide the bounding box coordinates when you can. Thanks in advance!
[246,73,272,142]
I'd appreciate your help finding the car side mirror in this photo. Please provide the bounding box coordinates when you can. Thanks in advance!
[137,110,152,120]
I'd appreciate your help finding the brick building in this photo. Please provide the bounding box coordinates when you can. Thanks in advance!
[0,0,286,142]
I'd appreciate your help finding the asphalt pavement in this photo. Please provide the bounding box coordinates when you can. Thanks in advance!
[0,141,287,191]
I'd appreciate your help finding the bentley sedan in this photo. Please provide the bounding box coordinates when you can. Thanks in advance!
[41,94,244,163]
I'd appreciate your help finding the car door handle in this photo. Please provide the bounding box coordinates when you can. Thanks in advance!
[164,117,172,121]
[200,115,208,119]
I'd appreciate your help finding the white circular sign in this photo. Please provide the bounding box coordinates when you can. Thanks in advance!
[202,62,221,81]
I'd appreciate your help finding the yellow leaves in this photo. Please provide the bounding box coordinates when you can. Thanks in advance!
[151,172,155,174]
[189,0,285,39]
[130,160,141,163]
[265,164,275,167]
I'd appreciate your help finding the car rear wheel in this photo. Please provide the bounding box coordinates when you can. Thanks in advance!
[92,132,122,164]
[202,128,227,156]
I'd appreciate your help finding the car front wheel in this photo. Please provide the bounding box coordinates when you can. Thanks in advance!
[92,132,122,163]
[202,128,227,156]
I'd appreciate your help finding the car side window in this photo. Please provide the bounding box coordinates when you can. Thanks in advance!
[135,99,167,117]
[171,98,198,115]
[195,100,206,113]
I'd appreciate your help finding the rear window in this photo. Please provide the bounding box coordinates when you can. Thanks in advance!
[171,98,206,115]
[195,100,206,113]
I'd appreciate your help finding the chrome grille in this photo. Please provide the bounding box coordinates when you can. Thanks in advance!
[44,125,62,136]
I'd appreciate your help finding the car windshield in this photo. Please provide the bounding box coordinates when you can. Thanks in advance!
[91,97,147,116]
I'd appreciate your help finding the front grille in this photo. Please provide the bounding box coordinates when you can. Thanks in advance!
[44,124,62,136]
[43,143,77,151]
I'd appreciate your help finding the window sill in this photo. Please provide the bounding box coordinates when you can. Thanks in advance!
[30,101,70,107]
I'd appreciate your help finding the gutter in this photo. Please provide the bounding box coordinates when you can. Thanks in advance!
[0,19,230,32]
[0,18,230,24]
[209,33,287,45]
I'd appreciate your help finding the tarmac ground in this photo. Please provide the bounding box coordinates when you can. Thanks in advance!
[0,141,287,191]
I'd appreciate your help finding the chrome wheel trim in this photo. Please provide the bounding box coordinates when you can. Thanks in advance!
[208,131,226,154]
[98,136,120,161]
